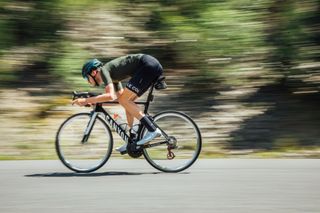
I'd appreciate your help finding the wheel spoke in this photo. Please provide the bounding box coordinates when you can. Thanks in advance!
[142,111,201,172]
[56,113,113,173]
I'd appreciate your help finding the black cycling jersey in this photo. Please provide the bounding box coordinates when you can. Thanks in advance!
[101,54,163,96]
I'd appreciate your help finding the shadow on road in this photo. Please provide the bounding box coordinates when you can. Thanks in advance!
[24,171,167,177]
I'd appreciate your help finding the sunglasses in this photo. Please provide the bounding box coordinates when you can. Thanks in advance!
[85,71,95,80]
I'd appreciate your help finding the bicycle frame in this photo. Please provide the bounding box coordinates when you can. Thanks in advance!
[82,84,157,145]
[57,76,202,173]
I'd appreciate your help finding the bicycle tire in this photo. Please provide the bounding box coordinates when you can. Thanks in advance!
[141,111,202,173]
[55,113,113,173]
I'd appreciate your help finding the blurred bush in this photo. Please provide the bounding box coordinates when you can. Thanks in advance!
[0,0,319,159]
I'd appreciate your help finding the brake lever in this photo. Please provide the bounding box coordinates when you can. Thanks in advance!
[72,91,77,101]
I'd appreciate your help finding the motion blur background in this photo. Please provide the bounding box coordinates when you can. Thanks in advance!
[0,0,319,159]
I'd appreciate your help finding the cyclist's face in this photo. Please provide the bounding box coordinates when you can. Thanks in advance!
[86,70,99,86]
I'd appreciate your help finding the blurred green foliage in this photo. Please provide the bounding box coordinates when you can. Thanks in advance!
[1,0,319,88]
[0,0,319,158]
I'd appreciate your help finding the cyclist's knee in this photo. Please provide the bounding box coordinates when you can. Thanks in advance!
[118,95,134,107]
[118,95,128,106]
[118,89,138,106]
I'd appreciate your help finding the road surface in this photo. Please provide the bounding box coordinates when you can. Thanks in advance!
[0,159,319,213]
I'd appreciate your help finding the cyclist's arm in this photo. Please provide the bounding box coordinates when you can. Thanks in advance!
[85,83,117,104]
[114,81,123,97]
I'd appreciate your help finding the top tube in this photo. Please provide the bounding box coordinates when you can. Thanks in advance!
[101,101,149,105]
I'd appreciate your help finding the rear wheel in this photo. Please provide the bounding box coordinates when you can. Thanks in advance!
[55,113,113,173]
[142,111,202,172]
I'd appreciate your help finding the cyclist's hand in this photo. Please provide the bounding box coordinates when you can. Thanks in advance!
[72,98,88,107]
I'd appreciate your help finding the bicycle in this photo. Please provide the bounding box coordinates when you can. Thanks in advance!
[55,77,202,173]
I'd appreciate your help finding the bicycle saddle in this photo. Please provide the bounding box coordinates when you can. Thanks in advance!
[154,76,167,90]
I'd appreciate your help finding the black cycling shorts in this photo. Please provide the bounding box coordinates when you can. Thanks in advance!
[126,55,163,97]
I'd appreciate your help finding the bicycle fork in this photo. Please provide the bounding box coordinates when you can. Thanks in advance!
[81,112,98,144]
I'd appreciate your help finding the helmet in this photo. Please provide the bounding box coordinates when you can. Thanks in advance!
[81,59,103,79]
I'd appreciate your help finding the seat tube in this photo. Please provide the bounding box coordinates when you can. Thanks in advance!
[144,83,155,114]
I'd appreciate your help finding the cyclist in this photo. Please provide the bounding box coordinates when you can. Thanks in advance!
[72,54,163,153]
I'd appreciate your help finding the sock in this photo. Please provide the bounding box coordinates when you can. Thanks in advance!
[140,116,157,132]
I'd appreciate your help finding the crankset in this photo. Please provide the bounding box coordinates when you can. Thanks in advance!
[127,143,143,158]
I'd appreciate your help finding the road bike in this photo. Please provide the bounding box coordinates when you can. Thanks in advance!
[55,77,202,173]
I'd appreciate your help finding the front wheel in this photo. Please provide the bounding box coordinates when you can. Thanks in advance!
[142,111,202,172]
[55,113,113,173]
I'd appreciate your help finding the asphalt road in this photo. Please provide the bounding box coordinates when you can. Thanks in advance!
[0,159,319,213]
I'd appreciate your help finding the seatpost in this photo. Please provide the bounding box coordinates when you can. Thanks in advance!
[144,82,155,114]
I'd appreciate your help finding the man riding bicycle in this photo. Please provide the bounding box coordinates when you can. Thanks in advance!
[72,54,163,153]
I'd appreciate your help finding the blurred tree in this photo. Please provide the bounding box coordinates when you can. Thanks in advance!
[0,0,319,156]
[265,0,320,88]
[229,0,320,150]
[0,0,65,88]
[266,0,297,70]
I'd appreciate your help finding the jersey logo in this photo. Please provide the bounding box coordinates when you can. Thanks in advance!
[126,83,140,94]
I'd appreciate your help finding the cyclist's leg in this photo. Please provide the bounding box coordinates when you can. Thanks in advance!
[116,90,139,153]
[120,54,163,145]
[125,95,138,128]
[125,110,134,128]
[119,89,161,146]
[116,90,144,153]
[118,89,143,120]
[119,89,161,147]
[119,89,162,146]
[118,88,159,131]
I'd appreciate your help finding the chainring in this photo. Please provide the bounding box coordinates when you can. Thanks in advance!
[127,143,143,158]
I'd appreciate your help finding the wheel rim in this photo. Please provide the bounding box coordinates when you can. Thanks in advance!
[143,112,201,172]
[56,114,112,172]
